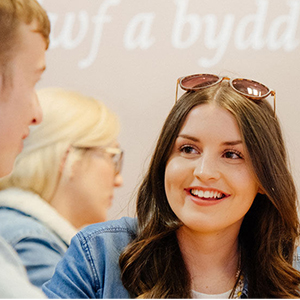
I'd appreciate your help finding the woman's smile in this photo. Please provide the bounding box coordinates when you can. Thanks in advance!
[185,186,230,206]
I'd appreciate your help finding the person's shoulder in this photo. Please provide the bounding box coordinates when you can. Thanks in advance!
[0,207,62,246]
[0,189,46,233]
[75,217,137,249]
[79,217,137,239]
[0,207,45,233]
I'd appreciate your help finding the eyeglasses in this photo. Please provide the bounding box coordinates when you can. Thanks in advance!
[74,146,123,174]
[175,74,276,114]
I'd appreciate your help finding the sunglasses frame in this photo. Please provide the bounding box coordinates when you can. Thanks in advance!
[175,74,276,115]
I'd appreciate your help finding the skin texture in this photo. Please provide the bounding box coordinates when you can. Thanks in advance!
[0,22,46,177]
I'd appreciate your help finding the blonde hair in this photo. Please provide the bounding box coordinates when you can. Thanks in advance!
[0,87,120,202]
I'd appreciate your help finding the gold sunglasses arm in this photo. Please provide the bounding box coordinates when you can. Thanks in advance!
[175,78,180,103]
[271,90,276,117]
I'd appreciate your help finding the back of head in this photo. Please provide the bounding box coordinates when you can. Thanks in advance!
[0,0,50,69]
[0,87,120,202]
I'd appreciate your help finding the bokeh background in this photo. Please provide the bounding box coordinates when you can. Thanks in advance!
[37,0,300,219]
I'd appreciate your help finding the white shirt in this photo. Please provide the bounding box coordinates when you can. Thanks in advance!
[191,289,232,299]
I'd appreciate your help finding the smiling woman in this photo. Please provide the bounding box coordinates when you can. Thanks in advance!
[43,76,300,298]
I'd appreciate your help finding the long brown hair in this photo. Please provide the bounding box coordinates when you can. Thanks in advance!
[119,83,300,298]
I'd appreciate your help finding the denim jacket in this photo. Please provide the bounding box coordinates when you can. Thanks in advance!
[0,235,46,298]
[43,217,136,298]
[0,188,77,288]
[43,217,255,298]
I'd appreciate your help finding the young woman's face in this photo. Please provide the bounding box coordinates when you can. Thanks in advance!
[62,142,123,228]
[164,104,260,236]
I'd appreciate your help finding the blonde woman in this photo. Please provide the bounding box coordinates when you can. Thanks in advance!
[0,87,123,288]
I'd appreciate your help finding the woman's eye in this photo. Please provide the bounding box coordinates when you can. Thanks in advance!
[223,150,243,160]
[180,145,199,155]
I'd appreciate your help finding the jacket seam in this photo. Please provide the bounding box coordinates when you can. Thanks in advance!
[77,231,101,293]
[85,226,135,238]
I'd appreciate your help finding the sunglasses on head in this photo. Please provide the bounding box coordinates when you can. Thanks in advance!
[175,74,276,115]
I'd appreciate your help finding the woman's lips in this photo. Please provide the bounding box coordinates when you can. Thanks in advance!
[185,187,230,206]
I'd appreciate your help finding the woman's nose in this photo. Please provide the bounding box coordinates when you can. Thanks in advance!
[193,154,221,182]
[114,173,123,187]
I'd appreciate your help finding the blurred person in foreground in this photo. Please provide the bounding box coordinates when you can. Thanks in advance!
[0,0,50,297]
[0,87,123,288]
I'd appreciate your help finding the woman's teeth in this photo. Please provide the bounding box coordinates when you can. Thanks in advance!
[190,189,224,200]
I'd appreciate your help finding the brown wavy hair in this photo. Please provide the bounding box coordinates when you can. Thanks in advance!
[119,82,300,298]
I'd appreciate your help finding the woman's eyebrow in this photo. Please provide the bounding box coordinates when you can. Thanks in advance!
[178,134,242,146]
[222,140,243,146]
[177,134,199,142]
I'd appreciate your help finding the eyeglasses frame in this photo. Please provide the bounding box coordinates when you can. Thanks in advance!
[73,146,123,174]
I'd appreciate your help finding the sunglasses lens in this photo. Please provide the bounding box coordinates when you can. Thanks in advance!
[232,79,270,98]
[181,74,220,89]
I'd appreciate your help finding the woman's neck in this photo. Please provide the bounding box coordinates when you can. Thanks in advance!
[176,226,240,295]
